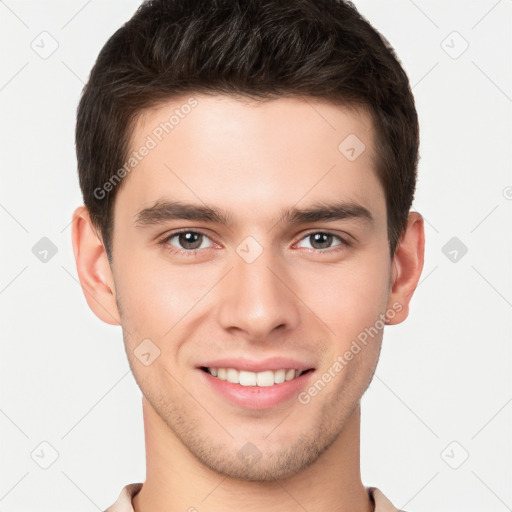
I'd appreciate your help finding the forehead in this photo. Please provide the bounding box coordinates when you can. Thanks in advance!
[117,94,385,230]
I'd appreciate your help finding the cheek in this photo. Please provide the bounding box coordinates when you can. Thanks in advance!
[113,232,391,345]
[296,254,391,340]
[113,251,218,337]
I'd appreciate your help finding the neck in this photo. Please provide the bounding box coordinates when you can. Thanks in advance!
[133,397,372,512]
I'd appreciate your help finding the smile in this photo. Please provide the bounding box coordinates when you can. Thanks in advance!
[200,367,313,387]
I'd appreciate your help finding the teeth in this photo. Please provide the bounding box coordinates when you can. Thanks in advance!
[206,367,305,386]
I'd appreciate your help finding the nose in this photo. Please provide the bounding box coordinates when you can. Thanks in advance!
[217,244,301,342]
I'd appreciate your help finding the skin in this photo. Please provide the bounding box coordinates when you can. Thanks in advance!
[72,95,424,512]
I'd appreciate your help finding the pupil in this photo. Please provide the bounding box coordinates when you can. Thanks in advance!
[180,232,201,249]
[312,233,331,249]
[177,233,332,251]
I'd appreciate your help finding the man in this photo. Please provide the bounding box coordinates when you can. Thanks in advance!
[71,0,424,510]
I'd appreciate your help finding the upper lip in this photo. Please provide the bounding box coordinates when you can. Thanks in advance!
[198,357,315,373]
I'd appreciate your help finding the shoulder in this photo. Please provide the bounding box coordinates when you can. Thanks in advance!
[103,482,143,512]
[367,486,409,512]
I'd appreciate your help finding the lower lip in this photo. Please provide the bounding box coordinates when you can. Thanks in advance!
[197,368,315,410]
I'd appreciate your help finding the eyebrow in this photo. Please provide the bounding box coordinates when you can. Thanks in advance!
[134,199,374,228]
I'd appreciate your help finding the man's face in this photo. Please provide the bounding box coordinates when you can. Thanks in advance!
[110,95,394,480]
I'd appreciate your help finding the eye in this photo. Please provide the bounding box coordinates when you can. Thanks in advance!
[161,230,215,254]
[159,229,350,257]
[295,231,350,253]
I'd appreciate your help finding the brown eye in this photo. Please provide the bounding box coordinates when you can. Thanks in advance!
[297,232,347,251]
[176,232,203,250]
[309,233,334,249]
[163,230,213,252]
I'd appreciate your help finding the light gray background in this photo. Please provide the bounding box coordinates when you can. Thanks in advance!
[1,1,511,511]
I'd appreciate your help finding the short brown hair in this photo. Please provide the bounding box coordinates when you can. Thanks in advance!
[76,0,419,259]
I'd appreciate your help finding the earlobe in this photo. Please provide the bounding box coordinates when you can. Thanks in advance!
[71,206,121,326]
[386,212,425,325]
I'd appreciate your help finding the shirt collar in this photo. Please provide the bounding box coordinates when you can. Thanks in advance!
[104,483,405,512]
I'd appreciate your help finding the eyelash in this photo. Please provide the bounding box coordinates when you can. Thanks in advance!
[158,229,351,257]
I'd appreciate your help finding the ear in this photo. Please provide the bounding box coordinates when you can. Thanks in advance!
[386,211,425,325]
[71,206,121,325]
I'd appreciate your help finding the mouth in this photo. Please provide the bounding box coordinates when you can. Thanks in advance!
[199,366,315,387]
[197,365,316,410]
